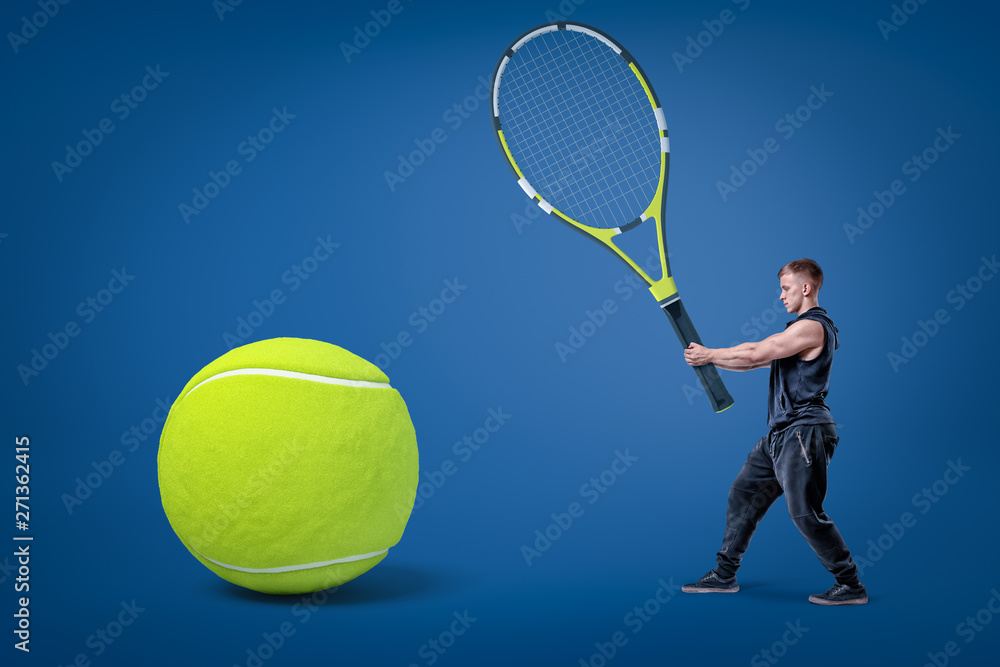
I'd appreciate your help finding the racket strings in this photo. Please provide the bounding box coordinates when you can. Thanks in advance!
[498,30,661,229]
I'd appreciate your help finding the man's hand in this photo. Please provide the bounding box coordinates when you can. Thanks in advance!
[685,342,714,367]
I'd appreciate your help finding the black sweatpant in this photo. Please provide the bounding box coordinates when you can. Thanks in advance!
[714,423,861,586]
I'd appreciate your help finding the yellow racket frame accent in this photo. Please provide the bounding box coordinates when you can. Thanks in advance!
[497,130,525,180]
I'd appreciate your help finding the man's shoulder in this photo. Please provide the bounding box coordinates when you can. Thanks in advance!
[798,307,833,323]
[785,317,826,340]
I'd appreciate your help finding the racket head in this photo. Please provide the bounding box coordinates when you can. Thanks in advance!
[490,22,671,279]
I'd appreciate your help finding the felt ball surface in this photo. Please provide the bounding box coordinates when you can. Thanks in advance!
[157,338,419,595]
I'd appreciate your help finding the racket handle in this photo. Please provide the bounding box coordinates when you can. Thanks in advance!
[661,298,735,413]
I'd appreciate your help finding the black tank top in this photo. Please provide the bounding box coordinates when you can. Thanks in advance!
[767,307,838,429]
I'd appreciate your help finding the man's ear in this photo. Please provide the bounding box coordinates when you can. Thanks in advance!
[802,282,812,297]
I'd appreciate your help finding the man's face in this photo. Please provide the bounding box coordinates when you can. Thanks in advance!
[779,273,804,313]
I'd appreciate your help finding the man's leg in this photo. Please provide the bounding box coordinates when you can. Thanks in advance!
[713,433,785,579]
[775,423,863,591]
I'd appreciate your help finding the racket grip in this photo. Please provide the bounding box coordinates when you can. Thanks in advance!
[661,298,735,413]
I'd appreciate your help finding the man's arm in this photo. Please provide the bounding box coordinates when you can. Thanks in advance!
[713,360,772,372]
[684,319,824,370]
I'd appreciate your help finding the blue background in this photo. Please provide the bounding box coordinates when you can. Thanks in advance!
[3,0,999,665]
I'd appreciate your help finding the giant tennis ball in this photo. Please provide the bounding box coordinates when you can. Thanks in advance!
[157,337,418,595]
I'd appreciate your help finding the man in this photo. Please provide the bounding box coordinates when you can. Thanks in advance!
[681,259,867,605]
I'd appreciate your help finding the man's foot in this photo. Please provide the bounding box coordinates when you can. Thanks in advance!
[808,582,868,605]
[682,570,739,593]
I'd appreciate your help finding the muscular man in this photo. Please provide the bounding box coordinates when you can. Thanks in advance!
[681,259,867,605]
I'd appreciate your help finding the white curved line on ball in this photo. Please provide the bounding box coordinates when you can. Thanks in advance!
[185,368,392,397]
[194,548,390,573]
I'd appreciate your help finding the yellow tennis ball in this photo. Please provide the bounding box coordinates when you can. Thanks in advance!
[157,337,418,595]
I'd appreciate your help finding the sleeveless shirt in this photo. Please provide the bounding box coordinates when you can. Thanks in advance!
[767,307,838,429]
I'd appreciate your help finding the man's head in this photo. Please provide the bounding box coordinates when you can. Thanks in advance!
[778,258,823,314]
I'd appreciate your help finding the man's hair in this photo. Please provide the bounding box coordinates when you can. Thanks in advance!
[778,258,824,292]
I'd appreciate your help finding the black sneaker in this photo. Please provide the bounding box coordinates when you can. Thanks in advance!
[682,570,739,593]
[808,582,868,605]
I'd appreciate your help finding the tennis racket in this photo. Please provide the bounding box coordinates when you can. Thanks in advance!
[490,21,733,413]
